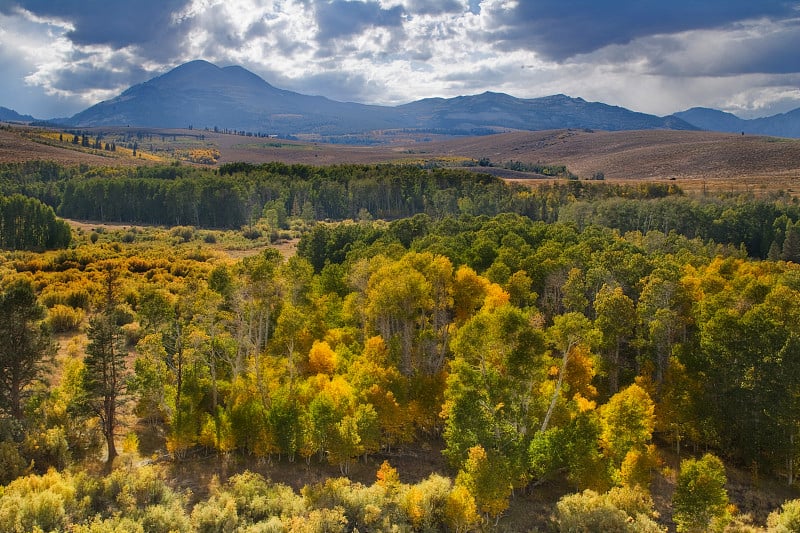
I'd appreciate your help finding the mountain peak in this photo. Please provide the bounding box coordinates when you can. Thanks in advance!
[170,59,218,72]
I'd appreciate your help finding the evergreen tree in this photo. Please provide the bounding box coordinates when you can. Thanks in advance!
[782,222,800,263]
[82,269,127,469]
[0,278,53,419]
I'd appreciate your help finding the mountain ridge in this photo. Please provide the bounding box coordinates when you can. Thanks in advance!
[7,60,797,138]
[0,106,36,123]
[60,60,697,137]
[673,107,800,138]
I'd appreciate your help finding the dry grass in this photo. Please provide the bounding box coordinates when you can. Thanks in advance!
[0,128,140,166]
[4,123,800,195]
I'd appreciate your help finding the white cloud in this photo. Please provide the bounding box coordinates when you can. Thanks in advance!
[1,0,800,119]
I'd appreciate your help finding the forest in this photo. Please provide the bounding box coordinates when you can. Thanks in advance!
[3,161,800,531]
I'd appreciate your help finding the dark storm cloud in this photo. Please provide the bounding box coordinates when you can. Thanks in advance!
[644,21,800,77]
[48,62,154,93]
[1,0,191,49]
[315,0,404,42]
[485,0,800,61]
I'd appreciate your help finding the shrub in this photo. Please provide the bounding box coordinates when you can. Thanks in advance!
[140,501,192,533]
[400,474,451,530]
[0,441,28,484]
[17,490,68,533]
[555,487,665,532]
[0,470,79,533]
[170,226,195,243]
[22,427,70,472]
[121,322,143,346]
[767,499,800,532]
[191,492,239,533]
[48,304,84,332]
[225,471,304,523]
[65,289,91,309]
[242,228,262,240]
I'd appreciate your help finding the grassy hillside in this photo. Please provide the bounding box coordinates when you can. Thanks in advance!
[4,123,800,197]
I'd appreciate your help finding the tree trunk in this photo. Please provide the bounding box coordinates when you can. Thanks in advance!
[541,342,573,434]
[105,396,117,471]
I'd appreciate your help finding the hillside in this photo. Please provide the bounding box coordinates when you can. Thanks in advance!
[420,129,800,180]
[217,128,800,194]
[3,124,800,196]
[0,127,144,166]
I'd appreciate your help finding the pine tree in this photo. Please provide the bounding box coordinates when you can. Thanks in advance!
[82,269,126,469]
[0,278,53,419]
[782,222,800,263]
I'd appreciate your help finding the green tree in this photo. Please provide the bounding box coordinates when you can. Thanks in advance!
[594,284,636,394]
[0,194,71,250]
[455,445,513,521]
[82,271,127,469]
[541,312,599,434]
[0,277,54,419]
[782,221,800,263]
[767,499,800,532]
[443,305,545,489]
[672,453,729,533]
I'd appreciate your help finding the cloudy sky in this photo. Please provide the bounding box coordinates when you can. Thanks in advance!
[2,0,800,119]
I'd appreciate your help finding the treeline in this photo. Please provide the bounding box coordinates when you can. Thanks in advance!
[5,161,800,258]
[55,164,525,227]
[560,194,800,259]
[0,194,72,250]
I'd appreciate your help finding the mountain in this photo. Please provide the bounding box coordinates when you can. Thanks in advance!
[674,107,800,138]
[65,60,399,134]
[64,60,698,136]
[0,107,35,123]
[398,92,696,133]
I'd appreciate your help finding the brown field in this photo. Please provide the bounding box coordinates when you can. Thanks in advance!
[0,127,143,166]
[4,122,800,195]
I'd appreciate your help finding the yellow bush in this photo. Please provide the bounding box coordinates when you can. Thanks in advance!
[48,304,84,332]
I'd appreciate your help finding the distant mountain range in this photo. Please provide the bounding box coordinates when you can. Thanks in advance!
[674,107,800,138]
[2,60,799,138]
[0,106,35,123]
[60,60,695,136]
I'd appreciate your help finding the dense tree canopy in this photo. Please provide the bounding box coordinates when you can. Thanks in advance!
[4,161,800,530]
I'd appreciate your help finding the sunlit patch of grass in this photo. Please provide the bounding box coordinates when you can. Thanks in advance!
[233,141,314,151]
[380,156,475,167]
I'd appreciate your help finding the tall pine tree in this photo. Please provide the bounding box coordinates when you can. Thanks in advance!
[82,268,126,469]
[0,278,53,419]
